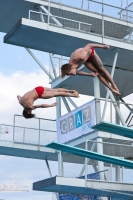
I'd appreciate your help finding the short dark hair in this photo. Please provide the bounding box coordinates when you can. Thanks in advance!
[61,63,72,78]
[23,110,35,119]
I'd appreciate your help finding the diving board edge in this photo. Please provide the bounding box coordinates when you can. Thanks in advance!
[92,121,133,139]
[45,142,133,169]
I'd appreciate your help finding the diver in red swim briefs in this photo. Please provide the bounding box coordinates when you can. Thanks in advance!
[61,43,120,96]
[17,86,79,119]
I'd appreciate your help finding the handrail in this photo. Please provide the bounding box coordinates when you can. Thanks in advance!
[29,10,92,27]
[14,114,56,121]
[41,0,133,13]
[87,0,133,12]
[0,124,56,132]
[95,98,133,107]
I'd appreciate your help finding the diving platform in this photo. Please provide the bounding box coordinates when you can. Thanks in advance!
[0,140,58,161]
[46,142,133,169]
[92,122,133,139]
[33,176,133,199]
[4,17,133,55]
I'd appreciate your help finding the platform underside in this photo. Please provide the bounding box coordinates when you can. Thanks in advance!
[0,0,36,33]
[4,18,133,55]
[33,176,133,199]
[52,66,133,98]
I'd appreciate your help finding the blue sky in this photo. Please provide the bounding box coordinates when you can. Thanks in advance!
[0,0,133,199]
[0,33,49,75]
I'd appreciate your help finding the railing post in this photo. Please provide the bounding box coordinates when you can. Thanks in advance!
[126,0,128,21]
[60,56,63,76]
[81,0,84,10]
[23,128,25,143]
[122,166,124,182]
[88,0,90,11]
[13,115,15,142]
[85,141,88,187]
[132,3,133,22]
[120,0,123,19]
[29,10,31,19]
[115,101,120,125]
[110,102,112,123]
[79,22,81,30]
[58,151,64,176]
[38,119,41,147]
[116,165,120,182]
[102,0,104,43]
[48,0,51,28]
[0,124,1,141]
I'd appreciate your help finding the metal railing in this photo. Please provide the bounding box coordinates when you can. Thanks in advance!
[40,0,133,22]
[96,98,133,127]
[13,114,56,129]
[58,139,133,186]
[0,116,56,146]
[30,0,133,43]
[29,10,92,32]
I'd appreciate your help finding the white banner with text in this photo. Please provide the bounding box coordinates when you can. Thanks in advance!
[56,100,96,143]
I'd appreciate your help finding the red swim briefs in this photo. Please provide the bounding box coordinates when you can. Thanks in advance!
[35,86,44,98]
[86,48,95,62]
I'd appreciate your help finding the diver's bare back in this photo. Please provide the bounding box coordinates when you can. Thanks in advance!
[69,47,92,68]
[20,89,38,110]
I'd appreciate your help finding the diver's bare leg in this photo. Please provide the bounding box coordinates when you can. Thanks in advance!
[85,62,120,95]
[92,53,119,92]
[41,90,79,99]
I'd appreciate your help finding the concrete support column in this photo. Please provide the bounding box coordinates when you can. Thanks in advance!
[93,77,104,181]
[58,151,64,176]
[56,97,61,119]
[93,77,101,123]
[97,138,104,180]
[56,96,63,180]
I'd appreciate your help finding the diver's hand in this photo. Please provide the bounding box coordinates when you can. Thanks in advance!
[52,102,57,107]
[103,45,110,49]
[90,72,99,77]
